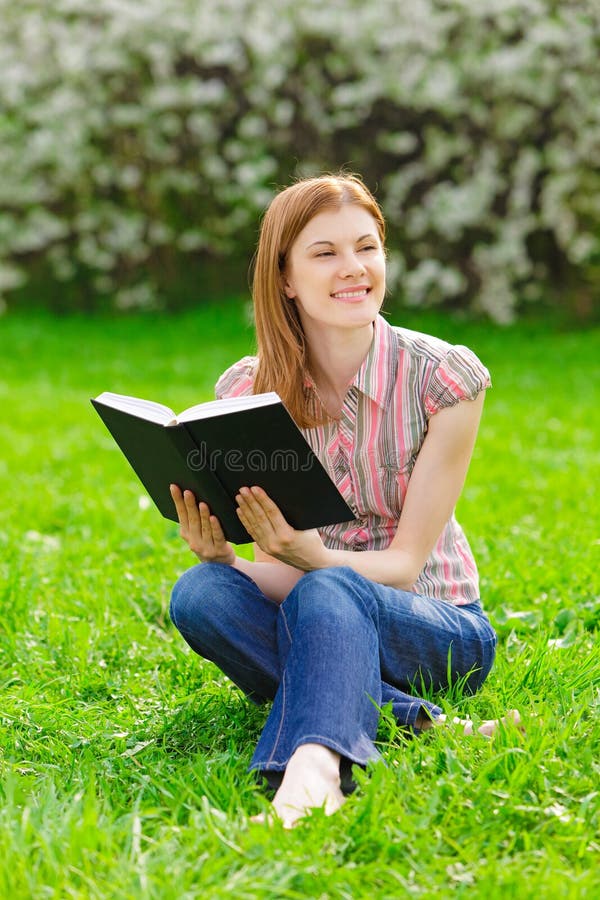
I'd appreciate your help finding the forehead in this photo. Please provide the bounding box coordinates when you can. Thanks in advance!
[296,205,379,247]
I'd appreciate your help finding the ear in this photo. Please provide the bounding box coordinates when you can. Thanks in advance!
[283,277,296,300]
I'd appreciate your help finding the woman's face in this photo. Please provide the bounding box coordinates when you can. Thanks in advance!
[282,204,386,334]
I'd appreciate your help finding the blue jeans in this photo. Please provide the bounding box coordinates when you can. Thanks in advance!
[169,564,496,786]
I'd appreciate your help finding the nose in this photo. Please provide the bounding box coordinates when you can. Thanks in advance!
[338,250,366,278]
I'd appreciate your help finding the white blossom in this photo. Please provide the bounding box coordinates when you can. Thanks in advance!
[0,0,598,319]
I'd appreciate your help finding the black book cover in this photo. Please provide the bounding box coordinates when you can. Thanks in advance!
[91,397,356,544]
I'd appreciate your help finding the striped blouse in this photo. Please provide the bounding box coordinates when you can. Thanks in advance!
[215,314,491,605]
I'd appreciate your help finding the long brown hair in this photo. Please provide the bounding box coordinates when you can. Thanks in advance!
[252,172,386,428]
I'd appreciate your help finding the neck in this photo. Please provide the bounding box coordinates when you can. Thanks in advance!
[305,320,375,399]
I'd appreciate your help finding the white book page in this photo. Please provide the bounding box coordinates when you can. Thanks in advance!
[176,391,281,422]
[94,390,282,425]
[94,392,176,425]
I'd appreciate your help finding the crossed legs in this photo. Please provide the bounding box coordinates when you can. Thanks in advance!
[170,563,500,826]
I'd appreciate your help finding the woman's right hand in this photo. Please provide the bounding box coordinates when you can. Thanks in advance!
[169,484,236,565]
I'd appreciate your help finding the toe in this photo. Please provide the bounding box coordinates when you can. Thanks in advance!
[249,812,271,826]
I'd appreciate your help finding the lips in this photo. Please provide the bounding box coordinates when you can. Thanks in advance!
[331,286,371,299]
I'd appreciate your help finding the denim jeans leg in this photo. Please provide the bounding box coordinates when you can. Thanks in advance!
[170,563,497,785]
[169,562,281,702]
[249,567,385,776]
[248,566,497,777]
[380,681,442,731]
[375,587,497,711]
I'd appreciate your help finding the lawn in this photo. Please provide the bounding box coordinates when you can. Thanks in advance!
[0,302,599,898]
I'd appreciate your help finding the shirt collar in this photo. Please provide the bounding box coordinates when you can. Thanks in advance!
[351,314,397,409]
[303,314,397,410]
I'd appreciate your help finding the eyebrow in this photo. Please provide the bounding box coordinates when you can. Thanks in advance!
[306,233,378,250]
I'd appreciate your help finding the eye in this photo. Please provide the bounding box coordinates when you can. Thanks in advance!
[360,244,377,251]
[315,251,334,257]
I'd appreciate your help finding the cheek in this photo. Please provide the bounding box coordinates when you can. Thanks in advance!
[374,259,387,284]
[299,265,332,293]
[287,260,323,290]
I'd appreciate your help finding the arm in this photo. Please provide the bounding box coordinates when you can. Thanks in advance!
[235,392,486,590]
[318,392,486,588]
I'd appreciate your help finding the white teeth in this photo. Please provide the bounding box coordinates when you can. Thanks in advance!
[332,289,368,299]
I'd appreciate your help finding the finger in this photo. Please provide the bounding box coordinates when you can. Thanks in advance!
[208,514,227,544]
[183,489,202,530]
[248,486,288,529]
[198,502,216,546]
[236,488,263,534]
[170,484,189,528]
[235,502,258,539]
[236,489,285,547]
[186,492,216,552]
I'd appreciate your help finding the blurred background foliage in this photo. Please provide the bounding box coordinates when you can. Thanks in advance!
[0,0,599,322]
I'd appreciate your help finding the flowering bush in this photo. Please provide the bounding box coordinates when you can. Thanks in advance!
[1,0,599,319]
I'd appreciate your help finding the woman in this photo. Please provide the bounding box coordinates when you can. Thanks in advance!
[169,173,517,828]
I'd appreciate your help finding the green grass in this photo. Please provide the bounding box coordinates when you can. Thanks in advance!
[1,301,599,899]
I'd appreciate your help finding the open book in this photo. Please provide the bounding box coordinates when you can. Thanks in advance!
[91,391,355,544]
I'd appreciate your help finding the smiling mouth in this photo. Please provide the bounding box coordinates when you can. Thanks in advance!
[331,288,371,299]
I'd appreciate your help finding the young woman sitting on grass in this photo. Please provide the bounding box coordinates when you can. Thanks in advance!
[168,172,520,828]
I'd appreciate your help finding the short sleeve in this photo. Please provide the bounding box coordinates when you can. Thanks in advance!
[214,356,257,400]
[424,345,491,417]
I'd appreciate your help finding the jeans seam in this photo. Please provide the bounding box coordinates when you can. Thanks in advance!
[266,668,288,767]
[264,604,293,765]
[279,602,293,645]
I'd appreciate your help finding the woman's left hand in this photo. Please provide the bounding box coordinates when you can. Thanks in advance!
[235,486,328,571]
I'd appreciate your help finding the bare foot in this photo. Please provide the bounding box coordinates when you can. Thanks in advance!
[251,743,346,829]
[418,708,523,738]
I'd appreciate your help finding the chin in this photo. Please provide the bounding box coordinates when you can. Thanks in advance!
[336,296,383,317]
